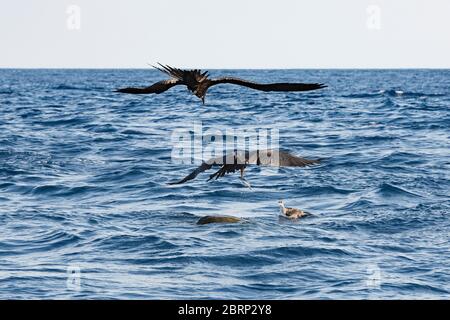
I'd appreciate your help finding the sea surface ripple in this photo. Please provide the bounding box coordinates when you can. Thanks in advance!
[0,69,449,299]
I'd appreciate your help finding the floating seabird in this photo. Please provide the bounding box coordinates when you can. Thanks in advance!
[278,200,311,219]
[168,149,321,187]
[117,63,326,104]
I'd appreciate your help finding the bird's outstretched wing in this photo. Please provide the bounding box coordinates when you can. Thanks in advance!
[277,151,322,167]
[168,152,241,184]
[168,162,213,185]
[188,150,321,182]
[209,77,326,92]
[207,163,246,181]
[116,79,181,94]
[247,150,321,167]
[170,162,243,185]
[168,150,322,185]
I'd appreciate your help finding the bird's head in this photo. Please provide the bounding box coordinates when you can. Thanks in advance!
[193,88,207,104]
[192,81,210,104]
[278,200,286,215]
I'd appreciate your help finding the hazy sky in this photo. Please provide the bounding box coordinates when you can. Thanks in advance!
[1,0,449,68]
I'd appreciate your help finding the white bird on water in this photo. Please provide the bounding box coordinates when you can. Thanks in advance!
[278,200,311,219]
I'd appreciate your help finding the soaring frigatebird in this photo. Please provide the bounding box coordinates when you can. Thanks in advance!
[117,64,326,104]
[168,149,321,187]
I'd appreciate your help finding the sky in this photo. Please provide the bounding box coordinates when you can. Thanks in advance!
[1,0,449,68]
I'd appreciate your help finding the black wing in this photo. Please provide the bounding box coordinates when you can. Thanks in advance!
[168,150,322,185]
[168,162,213,185]
[278,151,322,167]
[247,149,321,167]
[116,79,181,94]
[209,77,326,92]
[207,163,246,181]
[168,152,244,184]
[205,150,320,181]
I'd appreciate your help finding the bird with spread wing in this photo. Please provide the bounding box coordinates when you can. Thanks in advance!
[117,64,327,104]
[168,149,321,187]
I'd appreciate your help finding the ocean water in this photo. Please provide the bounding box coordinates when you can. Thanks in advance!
[0,69,449,299]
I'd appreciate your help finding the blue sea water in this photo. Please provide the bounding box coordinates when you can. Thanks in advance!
[0,69,449,299]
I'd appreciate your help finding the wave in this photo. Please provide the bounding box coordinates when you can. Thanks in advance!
[90,168,148,184]
[85,123,118,133]
[381,89,406,97]
[95,234,178,251]
[377,151,427,166]
[34,116,90,126]
[0,230,81,256]
[339,198,374,210]
[197,254,278,267]
[382,89,446,98]
[52,84,105,91]
[342,89,446,99]
[382,283,449,296]
[295,185,356,196]
[341,92,381,98]
[120,129,148,135]
[29,184,102,198]
[374,182,424,199]
[252,245,351,258]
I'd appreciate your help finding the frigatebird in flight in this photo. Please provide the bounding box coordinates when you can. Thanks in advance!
[117,64,326,104]
[168,149,321,187]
